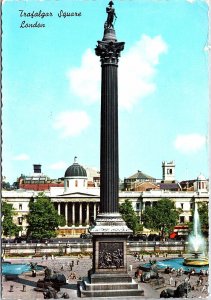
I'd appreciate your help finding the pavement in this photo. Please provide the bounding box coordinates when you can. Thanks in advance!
[1,254,209,300]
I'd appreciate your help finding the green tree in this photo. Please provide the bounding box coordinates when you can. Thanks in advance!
[2,202,22,237]
[27,192,65,239]
[197,202,208,233]
[142,199,181,237]
[119,199,142,234]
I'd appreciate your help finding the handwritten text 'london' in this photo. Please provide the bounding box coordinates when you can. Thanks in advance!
[19,10,82,28]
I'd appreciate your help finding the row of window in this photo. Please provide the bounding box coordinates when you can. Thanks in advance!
[66,180,86,188]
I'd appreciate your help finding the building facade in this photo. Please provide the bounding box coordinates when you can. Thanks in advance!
[2,161,209,237]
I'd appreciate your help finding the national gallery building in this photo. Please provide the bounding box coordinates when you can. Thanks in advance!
[2,160,209,237]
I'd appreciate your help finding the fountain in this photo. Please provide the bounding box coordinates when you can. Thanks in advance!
[142,203,208,272]
[183,203,208,267]
[2,262,44,275]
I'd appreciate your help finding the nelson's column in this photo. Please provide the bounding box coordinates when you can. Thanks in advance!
[79,2,144,297]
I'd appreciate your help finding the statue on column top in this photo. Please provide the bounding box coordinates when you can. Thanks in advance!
[105,1,117,29]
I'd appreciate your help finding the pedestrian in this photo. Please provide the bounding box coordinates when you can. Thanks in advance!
[169,276,173,286]
[175,279,178,287]
[198,274,203,285]
[201,285,207,293]
[77,260,79,265]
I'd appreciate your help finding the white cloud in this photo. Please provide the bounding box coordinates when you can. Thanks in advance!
[67,49,100,104]
[53,111,90,138]
[48,161,68,170]
[174,134,206,154]
[12,154,30,161]
[67,35,168,110]
[186,0,210,4]
[119,35,168,110]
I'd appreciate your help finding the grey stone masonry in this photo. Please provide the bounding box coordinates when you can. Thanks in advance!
[95,27,124,214]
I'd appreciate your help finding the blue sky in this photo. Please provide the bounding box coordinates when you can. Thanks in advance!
[2,0,209,184]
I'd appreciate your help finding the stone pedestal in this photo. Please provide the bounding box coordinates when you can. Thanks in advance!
[79,214,144,297]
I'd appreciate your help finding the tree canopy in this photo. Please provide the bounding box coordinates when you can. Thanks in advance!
[119,199,142,234]
[27,192,65,239]
[142,198,181,236]
[197,202,208,232]
[2,202,21,237]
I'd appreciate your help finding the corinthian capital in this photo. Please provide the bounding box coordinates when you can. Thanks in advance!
[95,40,125,65]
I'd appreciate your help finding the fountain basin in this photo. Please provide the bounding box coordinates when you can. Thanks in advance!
[183,258,208,266]
[2,262,45,275]
[183,251,209,267]
[142,258,208,273]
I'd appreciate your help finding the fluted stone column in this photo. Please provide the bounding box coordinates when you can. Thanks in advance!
[94,203,97,220]
[72,203,75,226]
[58,203,61,215]
[90,25,132,273]
[86,203,90,225]
[79,203,82,226]
[95,30,124,214]
[65,203,68,226]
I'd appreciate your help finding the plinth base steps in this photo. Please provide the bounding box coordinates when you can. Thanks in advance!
[78,273,144,298]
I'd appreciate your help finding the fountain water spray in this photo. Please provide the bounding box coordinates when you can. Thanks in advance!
[189,203,205,253]
[183,203,208,266]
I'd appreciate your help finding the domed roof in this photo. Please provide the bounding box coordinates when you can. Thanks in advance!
[64,157,87,178]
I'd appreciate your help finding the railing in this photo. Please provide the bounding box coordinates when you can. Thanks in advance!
[2,241,187,257]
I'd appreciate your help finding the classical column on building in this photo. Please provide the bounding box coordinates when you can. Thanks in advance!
[72,203,75,227]
[65,203,68,226]
[86,203,90,226]
[81,2,143,297]
[79,203,82,226]
[93,203,97,220]
[58,202,61,215]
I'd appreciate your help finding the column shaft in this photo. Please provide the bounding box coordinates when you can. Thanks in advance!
[58,203,61,215]
[79,203,82,226]
[94,203,97,220]
[100,64,119,213]
[86,203,90,225]
[65,203,68,226]
[72,203,75,226]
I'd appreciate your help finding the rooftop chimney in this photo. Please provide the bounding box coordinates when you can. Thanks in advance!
[33,164,41,174]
